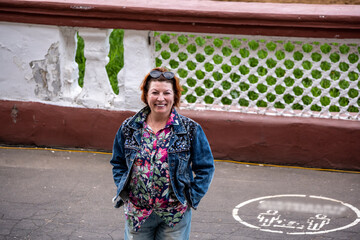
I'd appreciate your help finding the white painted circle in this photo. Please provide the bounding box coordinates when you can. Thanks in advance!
[232,194,360,235]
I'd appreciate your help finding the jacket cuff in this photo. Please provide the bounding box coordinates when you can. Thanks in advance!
[112,195,124,208]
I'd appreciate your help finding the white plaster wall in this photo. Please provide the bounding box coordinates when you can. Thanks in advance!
[117,30,153,111]
[0,22,152,112]
[0,22,60,101]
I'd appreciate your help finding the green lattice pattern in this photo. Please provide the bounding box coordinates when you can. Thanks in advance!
[154,32,360,120]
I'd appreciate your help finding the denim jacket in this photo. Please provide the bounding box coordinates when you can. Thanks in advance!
[110,107,215,210]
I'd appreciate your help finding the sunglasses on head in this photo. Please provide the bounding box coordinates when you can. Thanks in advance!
[149,70,175,80]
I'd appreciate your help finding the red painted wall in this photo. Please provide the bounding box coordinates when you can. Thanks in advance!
[1,100,359,170]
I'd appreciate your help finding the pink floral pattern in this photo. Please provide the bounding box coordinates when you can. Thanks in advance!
[125,109,188,231]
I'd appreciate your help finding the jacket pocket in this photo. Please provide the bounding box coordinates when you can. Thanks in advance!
[184,188,195,209]
[177,151,190,174]
[124,148,137,166]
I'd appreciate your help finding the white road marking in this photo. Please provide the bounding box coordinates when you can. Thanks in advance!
[232,194,360,235]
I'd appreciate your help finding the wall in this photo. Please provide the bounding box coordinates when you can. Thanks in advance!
[0,0,360,170]
[0,22,151,111]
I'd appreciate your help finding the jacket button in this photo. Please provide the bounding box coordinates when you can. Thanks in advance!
[171,163,175,167]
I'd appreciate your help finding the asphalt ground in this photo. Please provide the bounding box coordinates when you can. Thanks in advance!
[0,146,359,240]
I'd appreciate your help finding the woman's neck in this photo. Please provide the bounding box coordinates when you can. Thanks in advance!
[147,112,169,133]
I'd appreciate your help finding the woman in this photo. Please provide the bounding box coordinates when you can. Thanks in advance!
[110,67,215,240]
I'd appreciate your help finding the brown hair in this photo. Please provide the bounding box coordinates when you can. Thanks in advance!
[140,67,183,108]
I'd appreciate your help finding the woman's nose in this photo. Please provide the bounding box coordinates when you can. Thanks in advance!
[157,94,165,100]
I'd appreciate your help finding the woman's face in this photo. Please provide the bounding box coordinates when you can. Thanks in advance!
[147,80,174,116]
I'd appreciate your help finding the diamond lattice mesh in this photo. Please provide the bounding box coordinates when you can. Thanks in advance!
[154,32,360,120]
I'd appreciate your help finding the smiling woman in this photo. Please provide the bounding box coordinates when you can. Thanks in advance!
[141,69,178,132]
[140,68,183,110]
[110,67,215,240]
[146,80,174,133]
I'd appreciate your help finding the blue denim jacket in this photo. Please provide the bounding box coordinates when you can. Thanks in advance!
[110,107,215,210]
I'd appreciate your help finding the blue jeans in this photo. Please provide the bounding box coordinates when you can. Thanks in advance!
[124,208,192,240]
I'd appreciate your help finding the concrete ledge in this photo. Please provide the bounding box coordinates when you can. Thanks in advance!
[0,0,360,38]
[1,100,359,170]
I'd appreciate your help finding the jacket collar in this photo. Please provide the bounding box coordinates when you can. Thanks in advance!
[127,106,187,134]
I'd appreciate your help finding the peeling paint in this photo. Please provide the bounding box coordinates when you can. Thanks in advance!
[29,42,61,101]
[2,23,157,111]
[11,105,18,123]
[70,5,93,10]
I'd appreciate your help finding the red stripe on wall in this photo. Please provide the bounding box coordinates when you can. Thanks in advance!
[1,100,359,170]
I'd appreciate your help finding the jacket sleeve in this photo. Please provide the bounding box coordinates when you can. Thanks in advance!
[190,124,215,209]
[110,124,128,206]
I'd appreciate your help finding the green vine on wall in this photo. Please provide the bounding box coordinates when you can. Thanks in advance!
[106,29,124,95]
[75,29,124,94]
[75,32,86,88]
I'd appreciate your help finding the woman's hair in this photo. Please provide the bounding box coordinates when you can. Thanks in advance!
[140,67,183,108]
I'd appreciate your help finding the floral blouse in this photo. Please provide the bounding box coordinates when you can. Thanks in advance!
[124,108,188,232]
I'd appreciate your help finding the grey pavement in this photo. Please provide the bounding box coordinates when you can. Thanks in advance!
[0,147,359,240]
